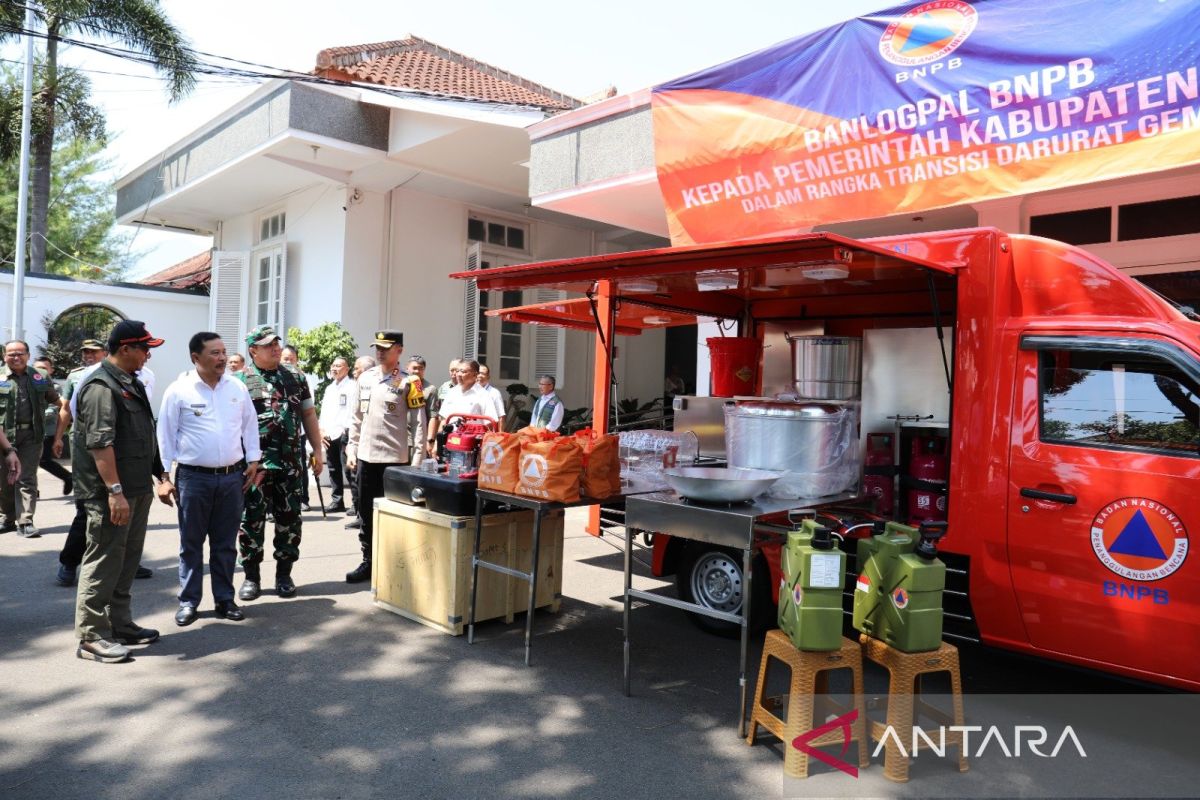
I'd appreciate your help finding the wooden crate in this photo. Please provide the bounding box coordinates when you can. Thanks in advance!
[372,499,564,636]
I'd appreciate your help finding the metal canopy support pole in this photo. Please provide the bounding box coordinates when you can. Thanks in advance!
[738,544,753,738]
[523,509,543,667]
[11,3,37,340]
[587,281,616,536]
[467,493,485,644]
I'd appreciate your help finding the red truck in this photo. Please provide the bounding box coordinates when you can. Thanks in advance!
[459,227,1200,692]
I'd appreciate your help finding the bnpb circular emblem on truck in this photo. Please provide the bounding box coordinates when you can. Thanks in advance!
[879,1,978,67]
[1091,498,1188,582]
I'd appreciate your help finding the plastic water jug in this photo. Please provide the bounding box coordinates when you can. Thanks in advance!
[778,519,846,651]
[853,520,947,652]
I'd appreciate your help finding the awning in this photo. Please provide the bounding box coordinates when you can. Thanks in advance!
[486,297,698,335]
[454,230,966,325]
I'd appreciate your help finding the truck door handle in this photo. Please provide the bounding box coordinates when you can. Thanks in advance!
[1020,487,1077,505]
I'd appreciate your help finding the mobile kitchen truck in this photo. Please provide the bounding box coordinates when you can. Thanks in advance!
[455,226,1199,691]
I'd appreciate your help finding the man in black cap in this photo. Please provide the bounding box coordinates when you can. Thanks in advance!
[72,321,168,663]
[344,331,410,584]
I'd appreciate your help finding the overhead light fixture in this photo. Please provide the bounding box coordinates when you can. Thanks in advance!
[801,265,850,280]
[623,279,657,293]
[695,271,738,291]
[642,315,672,325]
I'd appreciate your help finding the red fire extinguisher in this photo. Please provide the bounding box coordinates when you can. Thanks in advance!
[908,436,948,524]
[862,433,895,515]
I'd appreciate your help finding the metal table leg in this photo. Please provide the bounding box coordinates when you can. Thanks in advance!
[523,508,543,667]
[467,493,484,644]
[623,524,634,696]
[738,544,752,738]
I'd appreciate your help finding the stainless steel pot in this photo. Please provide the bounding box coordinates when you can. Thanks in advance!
[785,334,862,400]
[724,401,849,475]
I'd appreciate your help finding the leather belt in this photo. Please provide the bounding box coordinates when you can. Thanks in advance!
[178,461,246,475]
[14,423,32,430]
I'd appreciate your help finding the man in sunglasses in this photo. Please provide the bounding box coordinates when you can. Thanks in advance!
[344,331,409,585]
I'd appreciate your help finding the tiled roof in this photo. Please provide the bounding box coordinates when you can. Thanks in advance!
[139,250,211,291]
[314,36,581,112]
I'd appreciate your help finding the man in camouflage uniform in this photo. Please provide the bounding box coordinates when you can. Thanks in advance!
[0,339,65,537]
[235,325,324,600]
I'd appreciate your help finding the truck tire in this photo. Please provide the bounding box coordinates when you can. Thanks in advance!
[675,545,772,638]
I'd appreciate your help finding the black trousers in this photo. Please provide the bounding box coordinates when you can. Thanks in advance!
[355,460,402,559]
[325,433,348,506]
[59,501,87,567]
[40,438,71,483]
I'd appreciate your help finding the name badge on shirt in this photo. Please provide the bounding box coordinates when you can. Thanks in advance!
[339,395,347,406]
[190,403,207,416]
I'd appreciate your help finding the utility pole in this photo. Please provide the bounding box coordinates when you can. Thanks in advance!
[11,2,38,341]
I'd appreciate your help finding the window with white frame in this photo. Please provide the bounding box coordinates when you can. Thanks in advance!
[467,213,528,253]
[257,210,286,244]
[253,245,285,330]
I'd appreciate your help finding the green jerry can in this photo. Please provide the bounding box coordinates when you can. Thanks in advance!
[853,520,948,652]
[778,520,846,651]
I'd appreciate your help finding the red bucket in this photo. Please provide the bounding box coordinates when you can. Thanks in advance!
[707,337,761,397]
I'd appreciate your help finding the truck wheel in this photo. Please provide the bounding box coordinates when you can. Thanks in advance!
[675,545,771,638]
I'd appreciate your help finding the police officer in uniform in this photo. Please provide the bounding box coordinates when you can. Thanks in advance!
[234,326,324,601]
[1,340,65,537]
[344,331,409,584]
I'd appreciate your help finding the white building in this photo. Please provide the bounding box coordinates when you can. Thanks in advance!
[118,38,666,415]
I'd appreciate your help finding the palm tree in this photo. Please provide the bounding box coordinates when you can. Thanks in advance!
[0,1,197,273]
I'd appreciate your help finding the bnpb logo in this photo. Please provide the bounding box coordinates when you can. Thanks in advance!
[480,441,503,468]
[1091,498,1188,582]
[519,453,548,489]
[879,1,978,67]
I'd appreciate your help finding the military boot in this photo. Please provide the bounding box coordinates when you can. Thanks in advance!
[345,558,371,584]
[239,562,261,601]
[275,560,297,598]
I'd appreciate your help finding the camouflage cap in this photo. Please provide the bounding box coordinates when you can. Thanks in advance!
[79,339,105,351]
[246,325,280,348]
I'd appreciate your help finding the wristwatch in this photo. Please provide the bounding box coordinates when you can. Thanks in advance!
[108,482,123,495]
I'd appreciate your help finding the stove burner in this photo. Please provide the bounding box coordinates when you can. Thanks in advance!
[679,495,754,508]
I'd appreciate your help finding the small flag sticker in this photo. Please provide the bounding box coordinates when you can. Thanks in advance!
[856,573,871,593]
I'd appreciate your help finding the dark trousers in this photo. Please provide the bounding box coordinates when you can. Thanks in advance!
[348,454,360,514]
[325,433,347,506]
[356,460,401,559]
[176,467,244,607]
[59,501,88,567]
[40,438,71,483]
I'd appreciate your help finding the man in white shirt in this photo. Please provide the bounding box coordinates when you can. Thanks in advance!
[530,374,564,432]
[319,357,357,513]
[156,332,261,626]
[431,359,493,438]
[477,364,506,426]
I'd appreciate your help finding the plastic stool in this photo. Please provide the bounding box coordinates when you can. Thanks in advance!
[747,630,869,778]
[860,634,969,782]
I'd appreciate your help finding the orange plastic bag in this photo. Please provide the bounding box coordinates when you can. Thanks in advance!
[516,425,559,443]
[516,436,583,503]
[476,432,520,494]
[574,428,621,499]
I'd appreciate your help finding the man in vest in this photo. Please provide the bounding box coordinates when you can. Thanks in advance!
[1,339,65,537]
[235,325,324,601]
[530,374,564,432]
[402,355,434,467]
[72,321,166,663]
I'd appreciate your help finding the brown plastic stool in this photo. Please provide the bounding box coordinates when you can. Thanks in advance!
[746,630,869,778]
[860,634,969,782]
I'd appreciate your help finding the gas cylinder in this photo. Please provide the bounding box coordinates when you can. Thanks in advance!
[862,433,895,515]
[853,521,947,652]
[777,520,846,651]
[907,436,948,524]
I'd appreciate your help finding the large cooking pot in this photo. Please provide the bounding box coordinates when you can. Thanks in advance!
[785,334,862,400]
[724,401,858,498]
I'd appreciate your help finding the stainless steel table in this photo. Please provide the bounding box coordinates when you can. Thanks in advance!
[623,490,856,736]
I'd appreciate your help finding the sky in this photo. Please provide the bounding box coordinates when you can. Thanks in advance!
[6,0,890,277]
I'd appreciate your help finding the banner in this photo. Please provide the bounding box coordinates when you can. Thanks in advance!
[651,0,1200,245]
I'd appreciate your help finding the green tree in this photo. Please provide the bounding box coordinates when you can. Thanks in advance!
[0,1,197,273]
[0,136,134,278]
[287,322,358,409]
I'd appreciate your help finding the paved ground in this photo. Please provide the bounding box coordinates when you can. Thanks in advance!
[0,469,1192,800]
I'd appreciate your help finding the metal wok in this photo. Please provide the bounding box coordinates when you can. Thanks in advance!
[662,466,782,503]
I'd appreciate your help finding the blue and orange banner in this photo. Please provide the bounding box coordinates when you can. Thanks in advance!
[652,0,1200,244]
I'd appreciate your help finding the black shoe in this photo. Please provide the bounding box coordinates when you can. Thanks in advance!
[238,579,260,601]
[327,501,346,513]
[275,562,296,598]
[214,600,245,621]
[63,479,73,496]
[134,564,152,579]
[345,518,361,529]
[174,605,197,626]
[0,521,14,533]
[114,625,160,645]
[345,560,371,584]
